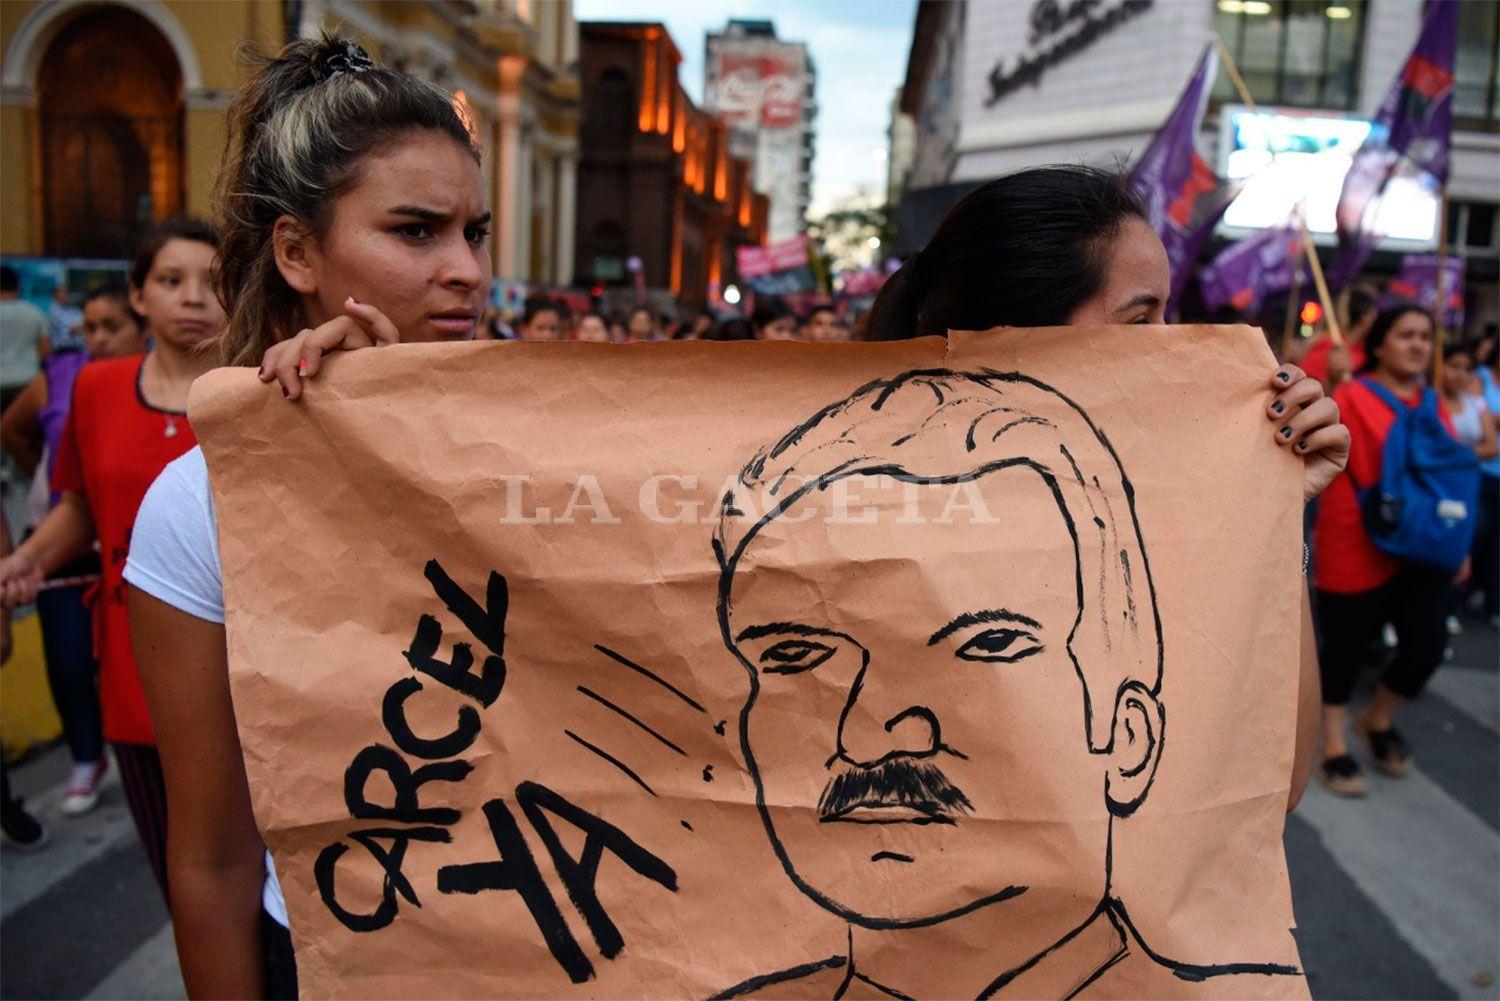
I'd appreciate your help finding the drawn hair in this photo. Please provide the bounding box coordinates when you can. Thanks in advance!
[867,165,1145,341]
[1358,302,1434,373]
[213,33,478,367]
[715,369,1162,754]
[129,216,220,290]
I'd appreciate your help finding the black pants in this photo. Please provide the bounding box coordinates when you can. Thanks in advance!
[261,909,298,1000]
[1316,564,1451,706]
[113,741,169,901]
[1474,473,1500,618]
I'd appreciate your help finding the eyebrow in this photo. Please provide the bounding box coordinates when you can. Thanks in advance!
[735,621,830,643]
[388,206,493,228]
[928,608,1042,646]
[1113,293,1161,315]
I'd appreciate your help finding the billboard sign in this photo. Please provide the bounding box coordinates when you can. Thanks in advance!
[1216,106,1438,248]
[711,50,804,129]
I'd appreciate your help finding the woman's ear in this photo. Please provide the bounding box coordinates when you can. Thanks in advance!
[127,283,148,322]
[1105,681,1164,818]
[273,216,319,296]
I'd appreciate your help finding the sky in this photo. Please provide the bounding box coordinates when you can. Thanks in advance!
[573,0,918,217]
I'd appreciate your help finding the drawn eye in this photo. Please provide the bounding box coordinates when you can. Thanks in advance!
[759,640,836,675]
[955,628,1043,664]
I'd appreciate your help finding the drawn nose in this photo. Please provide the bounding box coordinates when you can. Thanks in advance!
[838,698,942,768]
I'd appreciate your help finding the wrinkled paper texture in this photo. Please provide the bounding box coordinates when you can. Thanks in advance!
[192,326,1308,999]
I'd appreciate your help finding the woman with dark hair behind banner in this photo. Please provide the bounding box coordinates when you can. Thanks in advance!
[864,163,1352,813]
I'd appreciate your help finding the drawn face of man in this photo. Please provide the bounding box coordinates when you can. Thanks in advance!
[725,467,1112,929]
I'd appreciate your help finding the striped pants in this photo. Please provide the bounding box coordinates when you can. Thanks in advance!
[112,741,169,904]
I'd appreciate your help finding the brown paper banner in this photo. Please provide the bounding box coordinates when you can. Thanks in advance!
[192,325,1308,999]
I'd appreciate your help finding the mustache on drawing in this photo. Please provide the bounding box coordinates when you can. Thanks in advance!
[816,759,974,825]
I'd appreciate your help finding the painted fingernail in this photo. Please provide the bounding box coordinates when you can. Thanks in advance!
[1276,372,1291,383]
[1297,440,1309,450]
[1280,427,1293,439]
[1271,400,1284,414]
[298,358,308,376]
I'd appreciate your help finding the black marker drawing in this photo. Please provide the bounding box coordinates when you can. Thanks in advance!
[710,370,1298,999]
[316,560,678,985]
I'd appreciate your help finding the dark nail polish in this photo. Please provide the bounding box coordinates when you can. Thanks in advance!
[1271,400,1284,413]
[1280,427,1292,439]
[1297,440,1309,450]
[1277,372,1291,383]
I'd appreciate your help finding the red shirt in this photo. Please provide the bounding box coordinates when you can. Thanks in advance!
[1299,335,1366,387]
[52,356,197,745]
[1314,377,1453,595]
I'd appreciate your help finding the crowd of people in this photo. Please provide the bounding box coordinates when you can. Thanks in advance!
[0,31,1492,1000]
[476,296,854,344]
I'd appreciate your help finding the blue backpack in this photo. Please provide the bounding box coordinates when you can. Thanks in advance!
[1355,376,1480,572]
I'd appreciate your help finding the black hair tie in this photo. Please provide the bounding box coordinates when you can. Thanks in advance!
[312,40,374,83]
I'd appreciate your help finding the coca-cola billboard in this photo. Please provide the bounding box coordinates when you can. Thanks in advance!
[713,50,804,128]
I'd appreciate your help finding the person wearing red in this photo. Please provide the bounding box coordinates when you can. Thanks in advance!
[1313,304,1455,796]
[0,217,225,895]
[1298,284,1377,391]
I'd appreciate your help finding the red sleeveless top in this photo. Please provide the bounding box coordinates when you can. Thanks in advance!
[52,355,198,745]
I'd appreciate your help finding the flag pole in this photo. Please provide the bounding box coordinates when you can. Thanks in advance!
[1211,32,1343,346]
[1434,189,1449,390]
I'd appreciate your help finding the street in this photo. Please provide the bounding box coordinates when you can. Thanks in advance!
[2,620,1496,1000]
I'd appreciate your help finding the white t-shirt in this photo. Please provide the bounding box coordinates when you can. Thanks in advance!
[123,447,289,929]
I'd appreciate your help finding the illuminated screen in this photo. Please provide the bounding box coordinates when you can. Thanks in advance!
[1217,106,1438,247]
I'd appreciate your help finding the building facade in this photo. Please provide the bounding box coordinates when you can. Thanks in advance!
[886,88,916,208]
[0,0,581,286]
[894,0,1499,334]
[576,22,768,312]
[704,19,816,243]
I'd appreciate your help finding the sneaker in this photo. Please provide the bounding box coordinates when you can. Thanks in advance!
[1317,754,1366,797]
[59,760,107,817]
[1446,615,1462,636]
[1,801,49,852]
[1356,716,1412,777]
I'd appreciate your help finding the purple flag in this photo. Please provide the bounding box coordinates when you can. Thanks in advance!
[1381,253,1465,330]
[1328,0,1458,288]
[1199,217,1306,315]
[1128,45,1241,309]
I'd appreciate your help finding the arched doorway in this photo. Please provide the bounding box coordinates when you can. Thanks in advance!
[38,6,183,258]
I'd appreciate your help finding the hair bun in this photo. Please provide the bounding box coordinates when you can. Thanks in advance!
[310,39,374,83]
